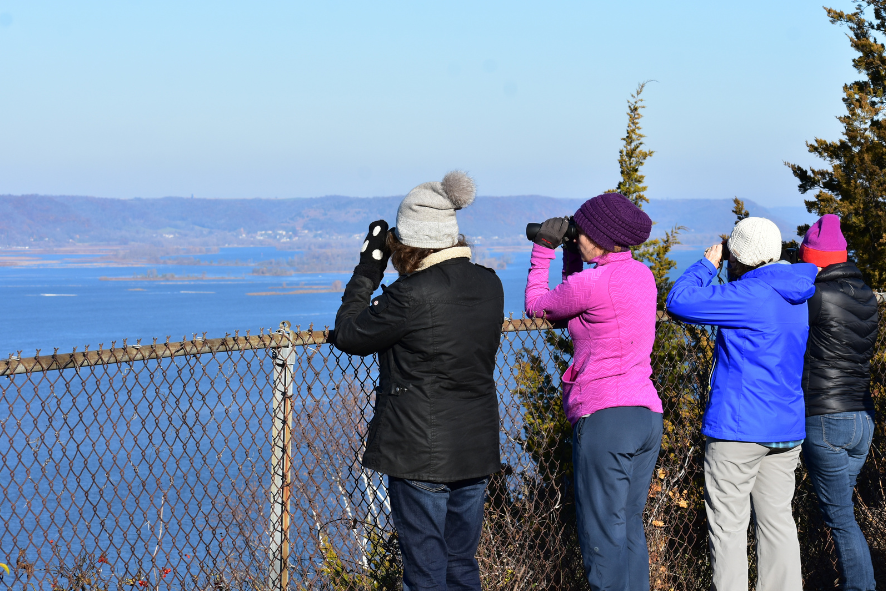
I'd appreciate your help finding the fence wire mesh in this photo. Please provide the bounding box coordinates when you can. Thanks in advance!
[0,310,884,591]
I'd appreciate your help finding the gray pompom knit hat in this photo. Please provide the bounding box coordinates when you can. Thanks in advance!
[394,171,476,248]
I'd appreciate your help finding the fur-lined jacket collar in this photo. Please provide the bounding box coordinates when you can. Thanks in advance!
[414,246,472,273]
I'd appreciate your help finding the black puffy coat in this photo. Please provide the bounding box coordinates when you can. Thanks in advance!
[333,255,505,482]
[802,262,879,416]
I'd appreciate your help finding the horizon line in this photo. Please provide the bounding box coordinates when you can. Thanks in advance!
[0,193,807,206]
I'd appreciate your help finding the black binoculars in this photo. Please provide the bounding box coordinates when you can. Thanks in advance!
[525,219,579,243]
[721,239,731,265]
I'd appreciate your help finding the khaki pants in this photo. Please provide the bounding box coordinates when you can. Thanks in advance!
[704,439,802,591]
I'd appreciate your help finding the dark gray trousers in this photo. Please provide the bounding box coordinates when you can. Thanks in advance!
[573,406,663,591]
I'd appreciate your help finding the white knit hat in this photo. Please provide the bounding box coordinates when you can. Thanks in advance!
[394,171,476,248]
[727,217,782,267]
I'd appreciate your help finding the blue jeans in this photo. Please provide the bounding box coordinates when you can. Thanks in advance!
[802,411,876,591]
[387,476,488,591]
[573,406,663,591]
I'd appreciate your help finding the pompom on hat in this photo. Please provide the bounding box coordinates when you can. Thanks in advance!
[394,171,476,248]
[800,214,848,267]
[727,217,782,267]
[573,193,652,251]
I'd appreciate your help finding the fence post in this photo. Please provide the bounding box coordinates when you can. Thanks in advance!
[269,322,295,591]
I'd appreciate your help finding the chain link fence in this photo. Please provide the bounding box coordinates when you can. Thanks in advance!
[1,308,884,591]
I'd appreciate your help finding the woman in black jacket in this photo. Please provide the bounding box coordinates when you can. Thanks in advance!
[333,171,505,591]
[799,214,879,591]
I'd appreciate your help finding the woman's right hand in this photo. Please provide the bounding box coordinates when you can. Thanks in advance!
[704,243,723,267]
[533,216,571,249]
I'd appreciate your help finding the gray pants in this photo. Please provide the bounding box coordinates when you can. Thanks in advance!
[704,439,802,591]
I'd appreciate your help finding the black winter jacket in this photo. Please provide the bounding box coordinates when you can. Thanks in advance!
[802,262,879,416]
[333,255,505,482]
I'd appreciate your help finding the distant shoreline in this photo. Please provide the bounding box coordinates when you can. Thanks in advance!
[247,288,344,296]
[100,275,242,281]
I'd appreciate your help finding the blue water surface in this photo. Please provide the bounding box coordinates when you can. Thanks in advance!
[1,246,706,355]
[0,244,707,578]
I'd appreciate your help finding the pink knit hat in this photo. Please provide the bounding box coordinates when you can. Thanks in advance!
[800,214,848,267]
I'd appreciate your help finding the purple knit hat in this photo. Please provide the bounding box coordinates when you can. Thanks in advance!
[573,193,652,251]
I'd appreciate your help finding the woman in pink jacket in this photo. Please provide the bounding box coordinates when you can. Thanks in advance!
[525,193,662,591]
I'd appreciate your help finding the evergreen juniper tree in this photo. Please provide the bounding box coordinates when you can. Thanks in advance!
[732,197,750,222]
[720,197,749,240]
[610,82,655,207]
[786,2,886,287]
[608,82,685,307]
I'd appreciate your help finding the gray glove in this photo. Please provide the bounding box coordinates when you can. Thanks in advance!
[533,216,571,249]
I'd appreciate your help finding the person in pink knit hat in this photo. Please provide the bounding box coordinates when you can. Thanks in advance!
[799,213,850,267]
[524,193,662,591]
[799,214,879,591]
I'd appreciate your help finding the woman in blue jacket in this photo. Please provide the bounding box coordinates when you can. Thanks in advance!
[666,217,818,591]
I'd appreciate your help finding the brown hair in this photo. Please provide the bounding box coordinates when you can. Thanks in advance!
[387,232,470,276]
[729,258,767,278]
[578,228,626,254]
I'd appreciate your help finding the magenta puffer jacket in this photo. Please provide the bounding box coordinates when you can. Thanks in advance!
[525,244,661,425]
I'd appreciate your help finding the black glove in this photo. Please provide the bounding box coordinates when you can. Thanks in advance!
[533,216,570,249]
[353,220,391,290]
[563,216,579,253]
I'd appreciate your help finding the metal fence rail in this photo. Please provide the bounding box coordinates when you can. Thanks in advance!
[0,312,884,591]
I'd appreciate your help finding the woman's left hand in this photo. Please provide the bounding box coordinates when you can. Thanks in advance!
[704,243,723,267]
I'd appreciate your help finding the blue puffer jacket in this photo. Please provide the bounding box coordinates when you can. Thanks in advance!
[666,258,818,442]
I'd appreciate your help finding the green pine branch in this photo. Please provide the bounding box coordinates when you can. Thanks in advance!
[785,2,886,288]
[613,81,655,207]
[609,80,682,305]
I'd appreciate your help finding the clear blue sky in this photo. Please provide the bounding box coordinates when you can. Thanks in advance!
[0,1,861,204]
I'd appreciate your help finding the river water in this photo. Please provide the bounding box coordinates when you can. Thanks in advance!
[1,246,705,356]
[0,244,706,583]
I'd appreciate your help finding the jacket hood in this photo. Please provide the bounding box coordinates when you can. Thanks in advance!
[742,261,817,304]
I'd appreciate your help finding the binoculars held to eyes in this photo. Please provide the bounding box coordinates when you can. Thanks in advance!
[525,220,579,243]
